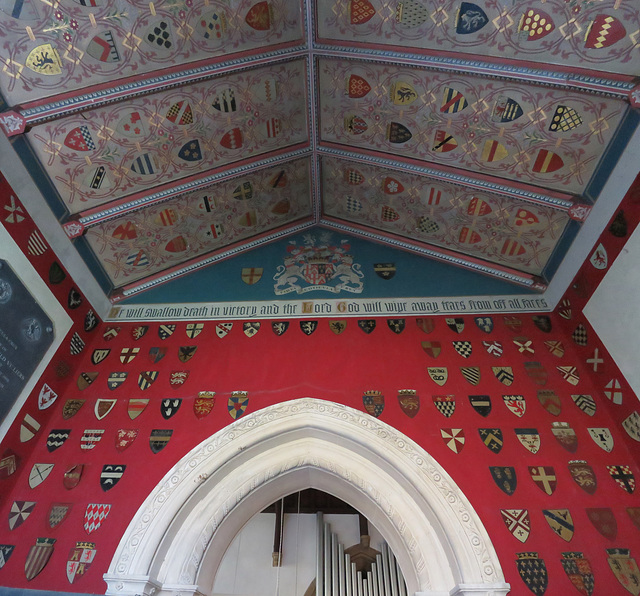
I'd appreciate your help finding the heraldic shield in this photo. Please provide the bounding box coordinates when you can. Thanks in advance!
[516,552,548,595]
[25,537,56,581]
[561,552,594,596]
[67,541,96,584]
[607,548,640,596]
[363,391,384,417]
[490,466,517,495]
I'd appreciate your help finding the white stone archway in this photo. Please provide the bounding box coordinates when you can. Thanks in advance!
[104,399,509,596]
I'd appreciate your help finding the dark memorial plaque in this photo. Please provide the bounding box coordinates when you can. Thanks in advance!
[0,260,54,421]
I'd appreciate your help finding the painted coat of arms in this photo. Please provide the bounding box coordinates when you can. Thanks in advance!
[274,233,364,295]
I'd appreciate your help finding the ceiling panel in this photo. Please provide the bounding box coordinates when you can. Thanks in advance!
[25,57,310,214]
[84,155,313,286]
[317,56,628,195]
[316,0,639,76]
[321,154,570,276]
[0,0,305,105]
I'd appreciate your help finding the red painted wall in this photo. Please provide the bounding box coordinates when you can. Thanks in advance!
[1,172,640,595]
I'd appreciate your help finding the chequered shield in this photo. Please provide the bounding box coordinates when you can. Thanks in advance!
[84,503,111,534]
[490,466,517,495]
[543,509,574,541]
[433,395,455,417]
[482,340,503,357]
[47,429,70,452]
[460,366,480,385]
[427,367,448,386]
[149,429,173,453]
[515,552,547,595]
[572,323,588,346]
[469,395,491,417]
[529,466,556,495]
[607,465,635,494]
[503,395,526,417]
[25,537,56,581]
[440,428,464,453]
[452,341,472,358]
[568,460,597,494]
[552,422,578,452]
[500,509,530,543]
[474,317,493,333]
[363,391,384,417]
[586,508,617,540]
[9,501,36,530]
[387,319,404,334]
[445,317,464,333]
[272,321,290,336]
[66,541,96,583]
[48,503,71,529]
[561,552,594,596]
[492,366,513,386]
[607,549,640,595]
[397,390,419,418]
[300,321,318,335]
[515,429,540,454]
[537,389,561,416]
[478,428,503,453]
[571,394,596,416]
[100,465,125,491]
[115,429,138,452]
[228,392,249,419]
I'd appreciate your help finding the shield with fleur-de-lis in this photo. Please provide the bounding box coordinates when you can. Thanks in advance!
[516,552,547,595]
[561,552,594,596]
[363,391,384,417]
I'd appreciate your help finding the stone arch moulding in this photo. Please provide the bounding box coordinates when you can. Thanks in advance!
[104,398,510,596]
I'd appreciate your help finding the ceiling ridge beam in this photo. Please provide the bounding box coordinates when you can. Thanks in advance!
[311,45,634,99]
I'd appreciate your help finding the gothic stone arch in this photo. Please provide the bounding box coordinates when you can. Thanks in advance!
[104,399,509,596]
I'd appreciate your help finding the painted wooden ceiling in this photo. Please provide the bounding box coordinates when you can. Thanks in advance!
[1,0,638,303]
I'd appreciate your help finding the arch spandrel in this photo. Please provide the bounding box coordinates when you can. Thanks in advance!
[104,398,509,596]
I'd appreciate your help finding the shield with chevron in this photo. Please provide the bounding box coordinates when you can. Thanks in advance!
[492,366,513,386]
[482,340,503,357]
[478,428,503,453]
[571,394,596,416]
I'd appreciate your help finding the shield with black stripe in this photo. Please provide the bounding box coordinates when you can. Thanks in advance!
[460,366,480,386]
[515,429,540,454]
[542,509,574,541]
[161,399,182,420]
[607,465,635,494]
[469,395,491,417]
[571,394,596,416]
[490,466,517,495]
[149,429,173,454]
[478,428,503,453]
[77,371,98,391]
[158,324,176,339]
[100,465,125,492]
